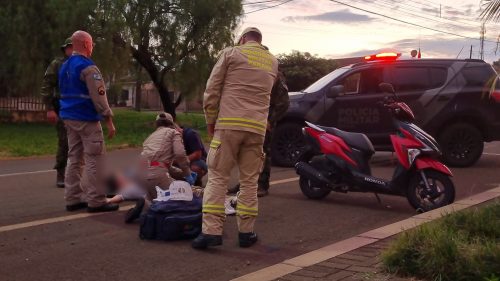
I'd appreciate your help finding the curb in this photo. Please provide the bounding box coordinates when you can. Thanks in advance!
[231,186,500,281]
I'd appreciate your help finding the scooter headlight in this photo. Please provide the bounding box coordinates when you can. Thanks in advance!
[408,149,421,166]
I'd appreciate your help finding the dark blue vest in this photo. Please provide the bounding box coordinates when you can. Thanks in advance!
[58,55,101,121]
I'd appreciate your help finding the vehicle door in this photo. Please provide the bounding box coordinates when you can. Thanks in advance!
[387,65,448,128]
[318,67,393,146]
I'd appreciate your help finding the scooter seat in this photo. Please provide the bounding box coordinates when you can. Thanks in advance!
[318,126,375,155]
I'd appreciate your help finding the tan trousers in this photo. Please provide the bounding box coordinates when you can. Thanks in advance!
[64,120,106,207]
[136,166,174,201]
[202,129,265,235]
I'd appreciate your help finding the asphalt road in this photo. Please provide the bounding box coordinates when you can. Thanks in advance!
[1,143,500,281]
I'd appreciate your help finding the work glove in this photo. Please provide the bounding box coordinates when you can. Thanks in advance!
[184,171,197,185]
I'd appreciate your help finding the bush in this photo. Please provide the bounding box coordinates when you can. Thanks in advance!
[382,202,500,281]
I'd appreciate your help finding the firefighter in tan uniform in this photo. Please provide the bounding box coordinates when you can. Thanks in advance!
[192,27,278,249]
[139,112,192,200]
[59,30,118,213]
[111,112,193,223]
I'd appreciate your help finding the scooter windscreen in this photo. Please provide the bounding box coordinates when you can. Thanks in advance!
[400,122,441,153]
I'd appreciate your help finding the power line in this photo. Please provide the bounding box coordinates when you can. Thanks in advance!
[243,0,283,6]
[351,0,479,31]
[244,0,294,14]
[328,0,498,43]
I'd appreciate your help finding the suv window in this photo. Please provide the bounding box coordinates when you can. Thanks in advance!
[429,68,447,88]
[340,68,383,95]
[462,66,496,87]
[393,67,429,92]
[391,67,447,92]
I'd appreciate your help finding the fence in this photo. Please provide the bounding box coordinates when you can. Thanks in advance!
[0,96,45,112]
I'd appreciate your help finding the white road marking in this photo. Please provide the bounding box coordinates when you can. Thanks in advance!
[483,152,500,156]
[0,169,54,177]
[270,177,299,185]
[0,205,133,234]
[0,176,299,233]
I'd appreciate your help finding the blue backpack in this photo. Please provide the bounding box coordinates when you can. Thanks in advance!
[139,197,202,241]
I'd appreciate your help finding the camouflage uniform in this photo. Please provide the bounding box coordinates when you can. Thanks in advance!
[257,71,289,194]
[40,38,72,187]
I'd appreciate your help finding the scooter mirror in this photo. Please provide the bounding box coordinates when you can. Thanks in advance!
[379,83,395,95]
[327,85,344,98]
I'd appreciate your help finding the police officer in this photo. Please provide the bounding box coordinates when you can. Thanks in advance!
[257,71,289,196]
[192,27,278,249]
[228,70,289,197]
[59,30,118,213]
[40,37,73,188]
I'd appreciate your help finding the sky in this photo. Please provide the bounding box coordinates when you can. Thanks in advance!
[239,0,500,63]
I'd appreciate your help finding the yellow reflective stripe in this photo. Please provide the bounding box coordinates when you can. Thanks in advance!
[209,139,221,149]
[236,210,258,216]
[218,118,266,128]
[217,122,266,133]
[237,205,258,212]
[206,109,218,113]
[203,204,224,209]
[203,209,226,214]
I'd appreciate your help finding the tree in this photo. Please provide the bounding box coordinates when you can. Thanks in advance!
[480,0,500,22]
[0,0,131,98]
[0,0,96,97]
[277,51,338,92]
[92,0,243,117]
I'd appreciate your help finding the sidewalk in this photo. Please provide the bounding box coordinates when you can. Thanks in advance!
[233,186,500,281]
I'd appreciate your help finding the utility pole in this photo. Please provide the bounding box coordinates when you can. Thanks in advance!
[470,45,473,59]
[479,22,485,60]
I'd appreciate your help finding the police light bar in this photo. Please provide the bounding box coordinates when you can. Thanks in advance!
[364,52,401,61]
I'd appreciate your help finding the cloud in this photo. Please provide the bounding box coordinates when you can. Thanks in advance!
[338,36,498,63]
[282,9,375,24]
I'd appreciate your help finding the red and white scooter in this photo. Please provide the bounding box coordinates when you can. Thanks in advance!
[295,83,455,212]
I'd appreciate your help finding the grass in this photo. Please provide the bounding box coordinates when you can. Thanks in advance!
[0,108,207,158]
[382,201,500,281]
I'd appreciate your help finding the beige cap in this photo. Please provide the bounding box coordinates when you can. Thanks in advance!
[156,112,174,123]
[235,27,262,45]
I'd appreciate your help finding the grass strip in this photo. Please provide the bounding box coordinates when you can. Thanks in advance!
[382,201,500,281]
[0,109,207,158]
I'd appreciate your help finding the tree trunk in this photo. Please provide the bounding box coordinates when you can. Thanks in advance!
[155,81,176,118]
[134,64,142,112]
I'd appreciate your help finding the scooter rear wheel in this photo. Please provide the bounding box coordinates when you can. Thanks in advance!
[299,176,331,200]
[407,170,455,212]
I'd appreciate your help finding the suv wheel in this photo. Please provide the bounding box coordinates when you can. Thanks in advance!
[438,123,483,167]
[271,122,306,167]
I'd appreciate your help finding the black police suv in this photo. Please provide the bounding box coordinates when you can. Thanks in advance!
[272,54,500,167]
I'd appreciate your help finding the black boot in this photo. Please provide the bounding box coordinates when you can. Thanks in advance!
[257,187,269,197]
[56,169,65,188]
[87,203,119,213]
[239,232,258,248]
[192,233,223,249]
[124,198,145,224]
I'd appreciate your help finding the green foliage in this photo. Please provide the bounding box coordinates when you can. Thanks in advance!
[0,0,131,98]
[91,0,243,113]
[382,202,500,281]
[0,109,207,157]
[480,0,500,22]
[0,0,95,97]
[277,51,338,92]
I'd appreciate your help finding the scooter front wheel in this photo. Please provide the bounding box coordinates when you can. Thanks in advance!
[299,176,331,200]
[407,170,455,212]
